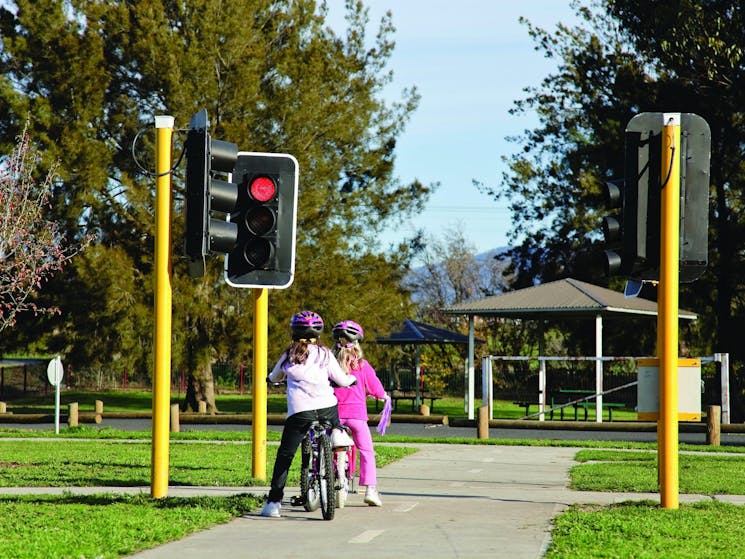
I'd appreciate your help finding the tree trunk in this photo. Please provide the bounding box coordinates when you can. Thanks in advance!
[181,364,218,414]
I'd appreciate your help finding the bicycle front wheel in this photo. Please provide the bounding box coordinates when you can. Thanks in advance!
[318,433,336,520]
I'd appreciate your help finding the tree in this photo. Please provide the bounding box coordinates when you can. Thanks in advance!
[405,224,510,324]
[0,1,431,408]
[481,0,745,364]
[0,124,89,334]
[401,225,515,391]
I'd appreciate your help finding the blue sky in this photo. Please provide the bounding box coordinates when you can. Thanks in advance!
[326,1,581,255]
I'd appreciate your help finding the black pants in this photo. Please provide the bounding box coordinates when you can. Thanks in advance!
[267,405,341,503]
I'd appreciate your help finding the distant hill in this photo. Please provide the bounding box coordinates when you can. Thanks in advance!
[405,246,513,304]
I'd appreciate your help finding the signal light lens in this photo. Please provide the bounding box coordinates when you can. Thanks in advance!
[245,206,276,236]
[244,238,275,268]
[249,176,276,202]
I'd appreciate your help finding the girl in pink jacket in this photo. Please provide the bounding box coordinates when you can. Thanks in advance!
[332,320,388,507]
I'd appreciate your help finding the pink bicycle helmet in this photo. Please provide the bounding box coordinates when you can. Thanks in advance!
[290,310,324,339]
[332,320,364,342]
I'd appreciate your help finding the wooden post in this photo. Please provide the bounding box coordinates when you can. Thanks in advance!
[0,402,6,413]
[68,402,79,427]
[94,400,103,423]
[477,405,489,439]
[198,400,207,414]
[706,405,721,446]
[419,404,430,417]
[170,404,180,433]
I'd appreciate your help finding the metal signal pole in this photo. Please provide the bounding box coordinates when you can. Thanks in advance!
[252,288,268,480]
[659,113,681,509]
[152,115,175,498]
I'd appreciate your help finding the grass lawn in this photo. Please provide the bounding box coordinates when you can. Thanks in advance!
[0,392,735,558]
[0,437,416,558]
[1,434,744,558]
[0,493,257,559]
[2,389,641,421]
[547,501,745,558]
[571,449,745,494]
[0,438,415,487]
[546,448,745,558]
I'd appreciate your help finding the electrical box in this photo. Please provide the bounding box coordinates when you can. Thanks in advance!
[637,357,701,421]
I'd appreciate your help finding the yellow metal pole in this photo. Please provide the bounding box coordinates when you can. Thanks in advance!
[151,115,174,498]
[252,288,269,480]
[659,113,681,509]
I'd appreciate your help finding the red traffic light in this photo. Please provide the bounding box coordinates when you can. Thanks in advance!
[249,176,276,202]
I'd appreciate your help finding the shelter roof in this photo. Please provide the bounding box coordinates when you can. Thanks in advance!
[376,319,481,345]
[441,278,697,321]
[0,358,48,367]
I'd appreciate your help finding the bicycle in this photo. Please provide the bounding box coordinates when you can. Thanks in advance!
[266,378,356,520]
[289,420,354,520]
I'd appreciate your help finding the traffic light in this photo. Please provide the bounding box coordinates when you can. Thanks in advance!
[602,113,710,283]
[225,152,299,289]
[184,109,239,278]
[602,125,661,279]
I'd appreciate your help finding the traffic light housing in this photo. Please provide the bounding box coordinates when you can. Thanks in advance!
[602,123,662,279]
[225,152,299,289]
[602,113,710,283]
[184,109,239,278]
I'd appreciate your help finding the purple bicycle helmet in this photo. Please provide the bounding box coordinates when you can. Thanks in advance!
[290,310,324,339]
[332,320,364,342]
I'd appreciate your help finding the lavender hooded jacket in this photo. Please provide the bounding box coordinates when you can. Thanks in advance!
[268,345,355,417]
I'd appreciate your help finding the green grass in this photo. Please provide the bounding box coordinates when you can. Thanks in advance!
[0,493,259,559]
[571,449,745,494]
[1,389,641,420]
[0,437,416,557]
[0,438,415,487]
[547,501,745,558]
[2,422,744,558]
[545,449,745,558]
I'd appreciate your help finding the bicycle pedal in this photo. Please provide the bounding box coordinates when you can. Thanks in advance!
[290,496,305,506]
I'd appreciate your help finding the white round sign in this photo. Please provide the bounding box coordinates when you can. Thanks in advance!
[47,357,64,386]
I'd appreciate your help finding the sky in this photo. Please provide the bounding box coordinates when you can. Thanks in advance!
[326,0,581,255]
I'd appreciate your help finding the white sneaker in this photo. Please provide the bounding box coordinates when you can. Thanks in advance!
[260,501,281,517]
[331,428,354,448]
[364,487,383,507]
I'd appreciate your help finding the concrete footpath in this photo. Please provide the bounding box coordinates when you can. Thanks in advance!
[7,444,743,558]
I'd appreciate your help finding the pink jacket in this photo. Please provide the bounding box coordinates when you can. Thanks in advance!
[334,359,386,420]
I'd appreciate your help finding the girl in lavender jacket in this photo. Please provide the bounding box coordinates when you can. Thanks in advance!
[332,320,388,507]
[260,311,355,518]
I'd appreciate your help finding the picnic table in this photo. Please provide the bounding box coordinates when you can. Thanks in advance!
[557,389,625,421]
[388,390,441,412]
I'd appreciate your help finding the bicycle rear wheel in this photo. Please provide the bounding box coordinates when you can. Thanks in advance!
[318,433,336,520]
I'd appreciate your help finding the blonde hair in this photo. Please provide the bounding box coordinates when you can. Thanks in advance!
[333,339,363,373]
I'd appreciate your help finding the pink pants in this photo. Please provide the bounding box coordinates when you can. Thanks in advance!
[339,417,377,487]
